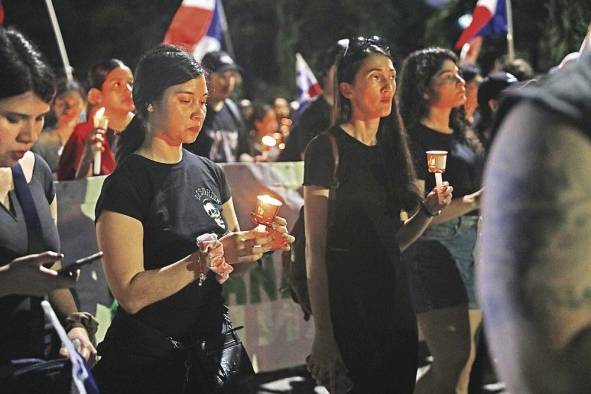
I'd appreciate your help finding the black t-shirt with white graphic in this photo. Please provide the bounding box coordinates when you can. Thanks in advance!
[184,100,250,163]
[95,150,231,339]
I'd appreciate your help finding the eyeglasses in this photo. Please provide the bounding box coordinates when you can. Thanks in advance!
[342,36,390,59]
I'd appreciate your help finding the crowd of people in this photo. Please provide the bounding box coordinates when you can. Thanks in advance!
[0,18,590,394]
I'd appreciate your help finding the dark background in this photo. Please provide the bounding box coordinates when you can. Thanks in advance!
[4,0,590,102]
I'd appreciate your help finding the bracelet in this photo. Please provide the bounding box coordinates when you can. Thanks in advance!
[420,200,440,217]
[196,252,208,286]
[65,312,98,344]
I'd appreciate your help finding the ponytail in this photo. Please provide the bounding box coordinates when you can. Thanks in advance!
[116,115,146,163]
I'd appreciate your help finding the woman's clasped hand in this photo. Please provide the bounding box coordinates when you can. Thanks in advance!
[194,216,295,283]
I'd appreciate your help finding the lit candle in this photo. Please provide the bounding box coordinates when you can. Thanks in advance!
[251,194,286,250]
[426,150,448,186]
[261,135,277,148]
[253,194,283,225]
[92,107,109,176]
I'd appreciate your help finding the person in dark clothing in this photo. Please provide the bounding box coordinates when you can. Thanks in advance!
[476,71,518,148]
[479,49,591,394]
[278,40,347,162]
[183,50,253,163]
[304,36,453,394]
[398,47,485,394]
[93,44,293,393]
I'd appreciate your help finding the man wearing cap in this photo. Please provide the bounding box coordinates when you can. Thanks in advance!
[476,71,518,149]
[184,50,253,162]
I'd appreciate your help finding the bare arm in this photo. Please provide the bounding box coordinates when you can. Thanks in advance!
[430,192,480,224]
[479,102,591,393]
[221,198,256,275]
[304,186,332,334]
[96,211,201,314]
[414,178,477,225]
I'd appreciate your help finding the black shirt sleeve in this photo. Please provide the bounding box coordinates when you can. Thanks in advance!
[303,133,335,188]
[95,166,146,222]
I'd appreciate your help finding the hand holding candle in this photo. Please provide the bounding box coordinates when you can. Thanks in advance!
[250,195,294,251]
[92,108,109,175]
[426,150,448,187]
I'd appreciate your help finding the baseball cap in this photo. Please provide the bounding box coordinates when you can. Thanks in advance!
[477,71,518,109]
[201,50,242,74]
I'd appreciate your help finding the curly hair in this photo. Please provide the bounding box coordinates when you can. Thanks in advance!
[398,47,483,154]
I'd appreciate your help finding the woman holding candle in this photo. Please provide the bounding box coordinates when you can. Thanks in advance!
[57,58,135,180]
[92,44,293,393]
[304,36,452,393]
[398,47,485,394]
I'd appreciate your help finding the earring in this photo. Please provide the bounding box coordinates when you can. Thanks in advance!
[146,104,154,113]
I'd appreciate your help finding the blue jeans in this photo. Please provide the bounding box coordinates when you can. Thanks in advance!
[421,215,480,309]
[404,215,480,312]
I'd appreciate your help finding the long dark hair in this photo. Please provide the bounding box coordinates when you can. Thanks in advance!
[0,28,55,103]
[398,47,483,154]
[335,36,420,211]
[117,45,206,162]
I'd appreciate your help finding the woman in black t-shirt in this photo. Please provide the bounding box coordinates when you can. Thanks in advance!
[398,48,485,394]
[304,37,453,393]
[93,45,293,393]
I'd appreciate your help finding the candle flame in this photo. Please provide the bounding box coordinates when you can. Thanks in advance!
[257,194,282,207]
[93,107,105,123]
[261,135,277,147]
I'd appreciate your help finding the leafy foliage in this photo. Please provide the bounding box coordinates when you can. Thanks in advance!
[4,0,590,101]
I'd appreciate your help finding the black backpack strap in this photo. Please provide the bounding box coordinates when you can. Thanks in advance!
[322,130,340,227]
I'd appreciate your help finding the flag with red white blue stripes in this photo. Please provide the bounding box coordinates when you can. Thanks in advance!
[455,0,507,49]
[295,53,322,107]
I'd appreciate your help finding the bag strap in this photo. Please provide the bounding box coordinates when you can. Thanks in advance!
[323,130,340,227]
[11,162,44,254]
[11,162,47,357]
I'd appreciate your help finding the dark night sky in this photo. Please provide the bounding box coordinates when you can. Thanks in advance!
[3,0,182,81]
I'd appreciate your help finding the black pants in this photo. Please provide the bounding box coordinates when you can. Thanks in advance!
[335,327,418,394]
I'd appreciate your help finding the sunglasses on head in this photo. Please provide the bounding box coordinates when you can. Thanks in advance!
[342,36,390,58]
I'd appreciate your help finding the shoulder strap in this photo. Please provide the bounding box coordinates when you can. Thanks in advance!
[325,131,340,201]
[11,163,44,254]
[322,130,340,227]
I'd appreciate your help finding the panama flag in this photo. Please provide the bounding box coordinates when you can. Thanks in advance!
[164,0,225,60]
[41,301,99,394]
[295,53,322,107]
[455,0,507,49]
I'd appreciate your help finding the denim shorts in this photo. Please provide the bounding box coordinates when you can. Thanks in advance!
[403,215,480,312]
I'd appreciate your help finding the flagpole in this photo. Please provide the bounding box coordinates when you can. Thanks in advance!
[216,0,235,59]
[505,0,515,61]
[44,0,73,81]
